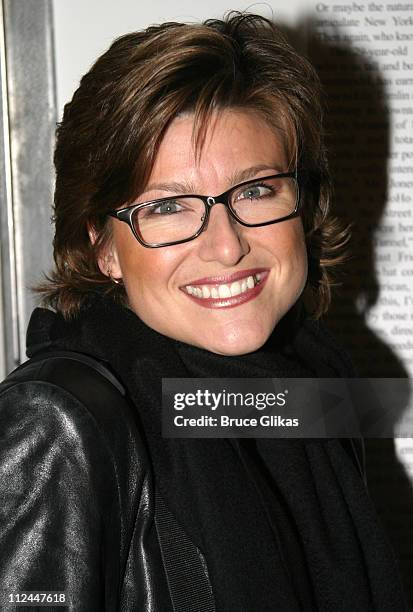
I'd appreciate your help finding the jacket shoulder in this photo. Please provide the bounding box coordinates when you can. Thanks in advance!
[0,355,151,522]
[0,357,152,610]
[2,353,149,466]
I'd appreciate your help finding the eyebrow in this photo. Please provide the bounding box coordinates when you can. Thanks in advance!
[227,164,284,186]
[140,164,284,197]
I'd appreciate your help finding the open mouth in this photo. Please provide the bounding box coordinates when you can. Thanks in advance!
[180,269,269,308]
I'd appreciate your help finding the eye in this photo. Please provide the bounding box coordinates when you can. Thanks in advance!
[144,199,185,216]
[236,183,274,201]
[153,200,184,214]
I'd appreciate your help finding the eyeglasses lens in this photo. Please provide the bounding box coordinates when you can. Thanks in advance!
[133,197,205,245]
[231,176,298,224]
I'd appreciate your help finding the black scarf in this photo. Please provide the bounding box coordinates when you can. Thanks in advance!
[27,294,407,611]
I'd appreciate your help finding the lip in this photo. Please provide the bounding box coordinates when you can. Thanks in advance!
[179,268,270,309]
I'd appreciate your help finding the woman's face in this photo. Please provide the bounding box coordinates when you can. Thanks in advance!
[105,109,308,355]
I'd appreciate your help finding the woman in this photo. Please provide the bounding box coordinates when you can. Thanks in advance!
[0,12,407,612]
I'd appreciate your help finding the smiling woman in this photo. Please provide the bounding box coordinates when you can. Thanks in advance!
[0,11,407,612]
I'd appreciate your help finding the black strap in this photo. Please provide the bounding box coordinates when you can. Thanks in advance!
[17,349,126,395]
[155,494,216,612]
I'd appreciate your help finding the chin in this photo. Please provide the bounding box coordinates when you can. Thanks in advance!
[199,322,274,356]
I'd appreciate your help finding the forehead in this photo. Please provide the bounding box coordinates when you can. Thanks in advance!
[146,109,288,189]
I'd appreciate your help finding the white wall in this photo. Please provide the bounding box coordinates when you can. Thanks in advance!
[52,0,309,117]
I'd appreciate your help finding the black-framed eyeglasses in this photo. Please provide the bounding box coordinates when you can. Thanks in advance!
[107,171,301,248]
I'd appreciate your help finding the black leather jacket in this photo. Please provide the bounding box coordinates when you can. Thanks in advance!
[0,354,174,612]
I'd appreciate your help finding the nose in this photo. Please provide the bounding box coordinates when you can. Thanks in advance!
[197,203,250,266]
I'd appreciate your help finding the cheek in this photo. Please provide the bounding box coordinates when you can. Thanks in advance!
[113,226,186,299]
[120,250,165,296]
[264,220,307,271]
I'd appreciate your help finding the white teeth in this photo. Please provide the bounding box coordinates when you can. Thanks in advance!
[230,281,242,296]
[184,272,265,300]
[218,284,231,298]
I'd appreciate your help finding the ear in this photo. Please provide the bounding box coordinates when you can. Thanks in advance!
[88,223,123,280]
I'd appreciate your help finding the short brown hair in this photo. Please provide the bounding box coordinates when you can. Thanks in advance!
[39,12,350,318]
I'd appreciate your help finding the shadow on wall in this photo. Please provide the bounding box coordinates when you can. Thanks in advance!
[284,18,412,608]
